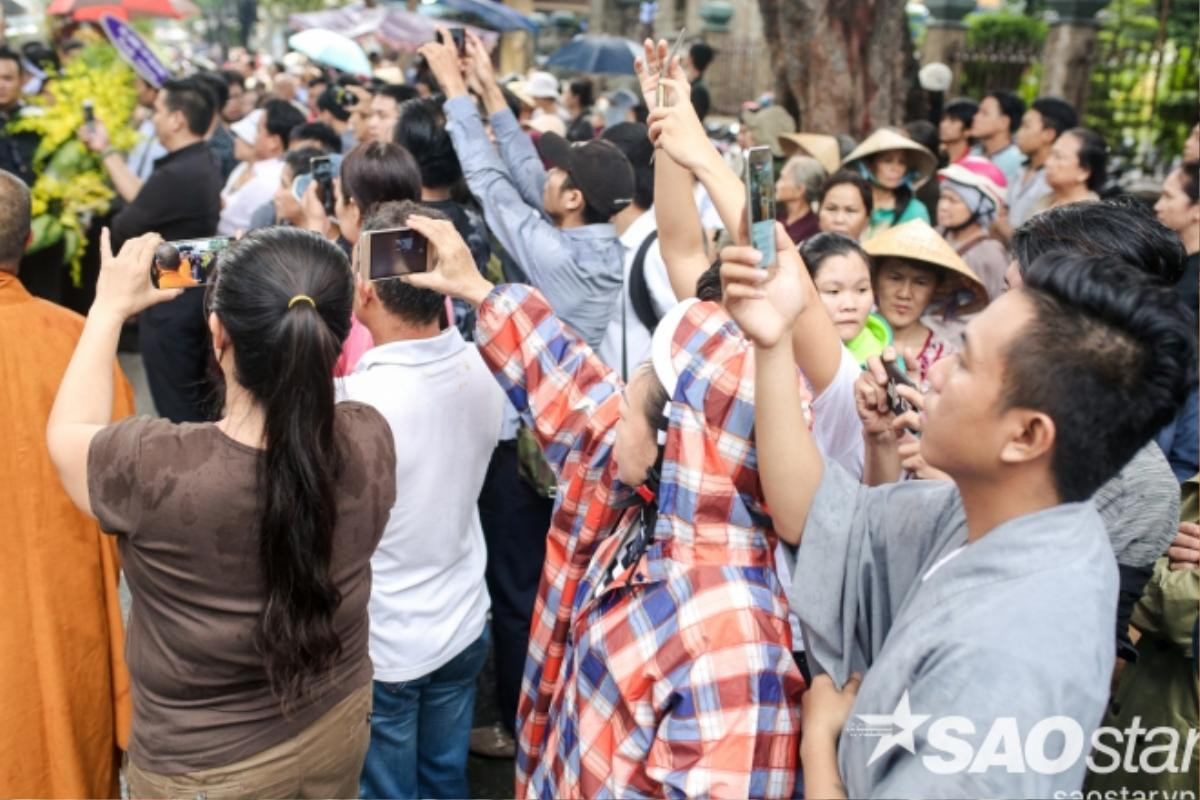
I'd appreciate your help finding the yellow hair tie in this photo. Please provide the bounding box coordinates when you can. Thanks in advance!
[288,294,316,310]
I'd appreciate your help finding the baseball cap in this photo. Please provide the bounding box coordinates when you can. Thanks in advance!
[536,133,635,220]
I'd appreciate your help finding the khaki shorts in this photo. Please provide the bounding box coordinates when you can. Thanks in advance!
[125,683,372,800]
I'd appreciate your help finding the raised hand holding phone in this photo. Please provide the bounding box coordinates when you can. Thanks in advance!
[744,146,776,267]
[718,223,807,349]
[399,215,494,307]
[93,228,182,321]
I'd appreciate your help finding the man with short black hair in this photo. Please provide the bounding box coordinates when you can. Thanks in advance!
[938,96,978,165]
[82,76,223,423]
[971,89,1025,185]
[369,83,419,143]
[218,98,305,234]
[0,46,39,185]
[317,86,356,152]
[1004,96,1078,229]
[289,120,343,155]
[338,200,503,800]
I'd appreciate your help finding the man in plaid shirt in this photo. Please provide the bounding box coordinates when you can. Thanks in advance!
[402,215,805,799]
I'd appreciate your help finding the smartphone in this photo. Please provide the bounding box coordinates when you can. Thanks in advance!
[82,99,95,132]
[439,27,466,56]
[359,226,430,281]
[656,28,687,108]
[311,155,336,216]
[151,237,231,289]
[744,146,776,268]
[883,359,922,437]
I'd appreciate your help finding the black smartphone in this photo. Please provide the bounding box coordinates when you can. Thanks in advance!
[360,226,430,281]
[744,146,776,268]
[151,237,231,289]
[883,359,921,439]
[311,155,336,216]
[82,99,95,132]
[438,27,466,56]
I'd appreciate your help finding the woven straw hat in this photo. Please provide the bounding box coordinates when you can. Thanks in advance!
[778,132,841,175]
[842,128,938,188]
[864,219,988,314]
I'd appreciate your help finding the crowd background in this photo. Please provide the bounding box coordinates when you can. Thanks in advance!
[1,2,1198,799]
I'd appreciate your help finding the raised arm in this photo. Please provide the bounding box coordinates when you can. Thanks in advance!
[634,39,709,300]
[47,230,180,512]
[465,32,548,209]
[719,230,823,543]
[647,80,843,394]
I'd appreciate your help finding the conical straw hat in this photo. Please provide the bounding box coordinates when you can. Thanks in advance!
[842,128,938,188]
[864,219,988,314]
[778,132,841,175]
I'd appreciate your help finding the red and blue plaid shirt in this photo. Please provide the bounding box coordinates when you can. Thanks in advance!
[475,285,804,799]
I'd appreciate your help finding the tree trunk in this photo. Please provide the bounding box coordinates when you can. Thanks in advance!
[756,0,922,139]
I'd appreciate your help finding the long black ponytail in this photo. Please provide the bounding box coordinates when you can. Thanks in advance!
[208,227,355,701]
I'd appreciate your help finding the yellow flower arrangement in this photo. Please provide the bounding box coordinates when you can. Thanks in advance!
[9,42,139,285]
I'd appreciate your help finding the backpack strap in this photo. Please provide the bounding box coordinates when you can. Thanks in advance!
[628,230,661,333]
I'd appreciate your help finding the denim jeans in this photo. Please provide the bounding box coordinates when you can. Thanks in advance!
[359,627,489,800]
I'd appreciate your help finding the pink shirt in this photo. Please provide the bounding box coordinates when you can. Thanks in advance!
[334,315,374,377]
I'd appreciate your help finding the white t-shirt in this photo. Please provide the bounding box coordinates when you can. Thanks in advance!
[218,157,284,236]
[336,327,505,681]
[596,208,678,379]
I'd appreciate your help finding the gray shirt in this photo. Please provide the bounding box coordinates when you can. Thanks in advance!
[1007,164,1051,229]
[1094,441,1180,568]
[787,464,1117,798]
[443,95,622,350]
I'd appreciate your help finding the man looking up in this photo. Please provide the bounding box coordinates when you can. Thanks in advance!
[971,89,1025,185]
[82,76,223,423]
[724,242,1194,796]
[1002,96,1077,231]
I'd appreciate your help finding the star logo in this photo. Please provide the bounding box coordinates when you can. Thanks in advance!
[855,691,932,765]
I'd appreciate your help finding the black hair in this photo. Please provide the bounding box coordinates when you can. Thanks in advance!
[818,170,874,214]
[640,365,670,433]
[0,46,23,74]
[568,78,594,109]
[1178,160,1199,203]
[19,42,58,75]
[1029,97,1078,139]
[499,85,524,119]
[317,87,351,123]
[943,97,979,128]
[219,68,245,91]
[1009,253,1195,502]
[284,147,323,178]
[1059,127,1108,192]
[206,226,355,700]
[262,99,307,150]
[800,231,873,281]
[393,98,462,189]
[560,174,606,225]
[688,42,715,74]
[194,71,230,113]
[289,121,342,154]
[1011,198,1186,286]
[696,260,723,302]
[377,83,419,106]
[984,90,1025,134]
[361,200,448,326]
[161,77,216,136]
[601,122,654,211]
[903,120,938,155]
[339,141,422,216]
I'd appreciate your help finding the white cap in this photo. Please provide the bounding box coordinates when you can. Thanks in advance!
[525,70,560,100]
[231,108,263,146]
[651,298,700,399]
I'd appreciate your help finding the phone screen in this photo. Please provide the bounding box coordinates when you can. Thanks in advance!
[450,28,466,56]
[311,156,335,215]
[365,227,429,280]
[745,146,776,268]
[151,237,231,289]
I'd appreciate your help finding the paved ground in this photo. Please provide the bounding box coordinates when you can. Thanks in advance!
[117,350,517,798]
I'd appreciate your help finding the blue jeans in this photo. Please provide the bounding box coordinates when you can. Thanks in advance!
[359,626,489,800]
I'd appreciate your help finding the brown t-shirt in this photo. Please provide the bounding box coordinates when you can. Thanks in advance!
[87,402,396,774]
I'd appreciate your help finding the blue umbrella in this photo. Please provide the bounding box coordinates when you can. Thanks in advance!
[545,34,640,76]
[419,0,538,33]
[287,28,372,76]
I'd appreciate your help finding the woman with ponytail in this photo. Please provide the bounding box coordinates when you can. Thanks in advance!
[47,227,397,798]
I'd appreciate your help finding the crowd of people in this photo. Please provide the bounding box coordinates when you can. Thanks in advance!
[2,25,1198,800]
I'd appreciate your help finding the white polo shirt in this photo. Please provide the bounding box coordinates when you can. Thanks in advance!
[336,327,505,681]
[218,157,284,236]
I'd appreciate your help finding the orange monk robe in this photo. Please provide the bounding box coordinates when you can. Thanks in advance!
[0,271,133,798]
